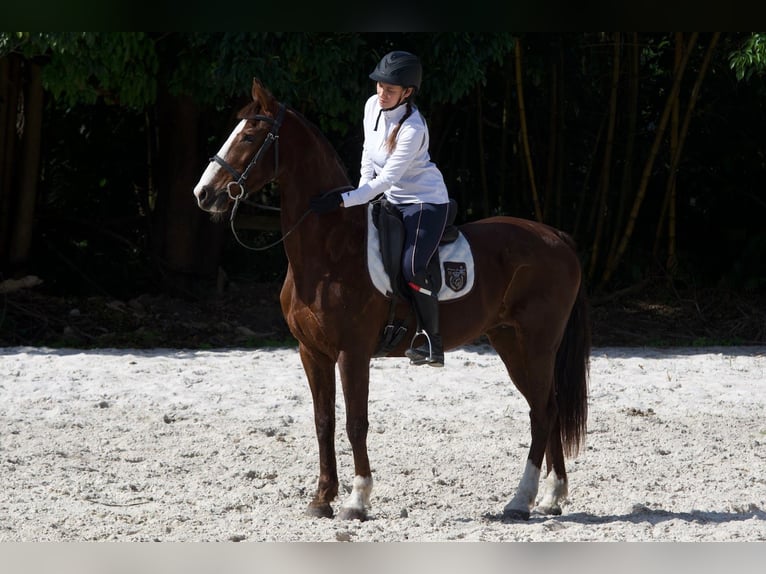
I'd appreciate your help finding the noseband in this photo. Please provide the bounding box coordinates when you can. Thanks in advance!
[211,103,287,202]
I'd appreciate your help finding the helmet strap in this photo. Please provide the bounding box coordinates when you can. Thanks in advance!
[375,98,408,131]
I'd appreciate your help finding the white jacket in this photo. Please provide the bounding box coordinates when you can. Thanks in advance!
[341,94,449,207]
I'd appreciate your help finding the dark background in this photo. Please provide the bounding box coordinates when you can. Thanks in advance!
[1,33,765,348]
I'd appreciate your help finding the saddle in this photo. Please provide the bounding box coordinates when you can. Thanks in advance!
[370,198,461,357]
[373,198,459,298]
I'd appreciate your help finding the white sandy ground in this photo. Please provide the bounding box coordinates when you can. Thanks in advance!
[0,344,765,544]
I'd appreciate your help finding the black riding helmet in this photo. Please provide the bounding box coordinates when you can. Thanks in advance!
[369,51,422,92]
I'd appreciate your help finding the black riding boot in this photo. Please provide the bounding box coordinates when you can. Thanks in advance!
[405,287,444,367]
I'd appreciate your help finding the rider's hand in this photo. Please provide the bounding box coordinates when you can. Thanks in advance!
[310,191,343,214]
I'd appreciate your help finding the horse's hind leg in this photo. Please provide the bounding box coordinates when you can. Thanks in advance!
[537,419,568,515]
[486,326,561,520]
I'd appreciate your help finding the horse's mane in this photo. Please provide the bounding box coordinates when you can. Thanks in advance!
[238,98,351,184]
[288,106,352,184]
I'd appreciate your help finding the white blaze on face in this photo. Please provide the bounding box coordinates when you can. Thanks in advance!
[193,119,247,200]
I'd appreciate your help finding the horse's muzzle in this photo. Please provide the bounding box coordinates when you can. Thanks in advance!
[194,185,230,213]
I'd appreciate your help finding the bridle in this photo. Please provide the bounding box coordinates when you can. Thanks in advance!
[208,102,351,252]
[208,103,299,251]
[212,103,286,205]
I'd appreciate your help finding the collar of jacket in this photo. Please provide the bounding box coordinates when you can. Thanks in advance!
[374,99,410,131]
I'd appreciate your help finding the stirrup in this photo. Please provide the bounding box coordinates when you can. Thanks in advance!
[405,331,444,367]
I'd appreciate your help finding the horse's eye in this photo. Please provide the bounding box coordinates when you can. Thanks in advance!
[242,134,255,143]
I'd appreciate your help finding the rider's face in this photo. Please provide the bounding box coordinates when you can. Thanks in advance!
[376,82,413,109]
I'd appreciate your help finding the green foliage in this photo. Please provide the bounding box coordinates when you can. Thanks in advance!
[1,32,516,129]
[729,33,766,81]
[162,32,515,131]
[1,32,158,107]
[164,32,372,133]
[416,33,515,103]
[6,32,766,301]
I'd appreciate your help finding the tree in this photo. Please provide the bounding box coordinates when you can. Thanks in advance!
[0,32,515,295]
[729,33,766,81]
[0,33,162,289]
[5,32,764,301]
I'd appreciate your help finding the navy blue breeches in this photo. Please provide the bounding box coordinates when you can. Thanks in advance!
[390,202,450,286]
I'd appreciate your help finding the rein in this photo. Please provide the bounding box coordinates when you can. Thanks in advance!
[229,199,310,252]
[228,186,352,252]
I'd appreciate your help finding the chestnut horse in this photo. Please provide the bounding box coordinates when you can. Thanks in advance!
[193,78,590,521]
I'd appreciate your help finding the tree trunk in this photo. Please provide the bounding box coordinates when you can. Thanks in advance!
[652,32,684,276]
[0,55,21,272]
[543,44,562,226]
[574,111,605,241]
[600,32,699,287]
[498,52,512,215]
[608,33,640,265]
[475,84,489,218]
[588,33,621,282]
[553,43,566,230]
[655,32,721,275]
[0,55,43,276]
[9,60,44,269]
[514,37,543,222]
[152,88,227,295]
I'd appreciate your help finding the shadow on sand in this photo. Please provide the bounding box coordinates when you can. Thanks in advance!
[483,503,766,526]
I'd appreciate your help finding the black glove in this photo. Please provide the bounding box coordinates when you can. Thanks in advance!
[310,191,343,214]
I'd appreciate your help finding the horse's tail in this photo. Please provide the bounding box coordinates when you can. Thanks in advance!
[554,268,591,458]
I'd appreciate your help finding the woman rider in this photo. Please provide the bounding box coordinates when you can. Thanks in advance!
[310,50,450,367]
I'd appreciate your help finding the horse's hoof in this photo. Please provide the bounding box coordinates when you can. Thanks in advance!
[305,503,334,519]
[533,504,562,516]
[336,506,368,521]
[502,508,531,521]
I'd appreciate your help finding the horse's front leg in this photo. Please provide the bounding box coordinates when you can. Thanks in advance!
[335,351,373,521]
[299,344,339,518]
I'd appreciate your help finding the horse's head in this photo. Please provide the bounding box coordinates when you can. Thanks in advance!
[194,78,285,214]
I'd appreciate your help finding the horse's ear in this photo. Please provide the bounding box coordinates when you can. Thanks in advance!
[251,77,274,105]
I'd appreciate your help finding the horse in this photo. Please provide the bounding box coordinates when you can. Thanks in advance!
[193,78,591,521]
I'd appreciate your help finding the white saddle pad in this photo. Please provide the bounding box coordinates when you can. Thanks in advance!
[366,204,475,301]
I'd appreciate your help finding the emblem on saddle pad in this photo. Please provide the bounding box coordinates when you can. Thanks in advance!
[443,261,467,292]
[366,204,475,302]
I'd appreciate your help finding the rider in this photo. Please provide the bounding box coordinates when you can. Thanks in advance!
[310,50,450,367]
